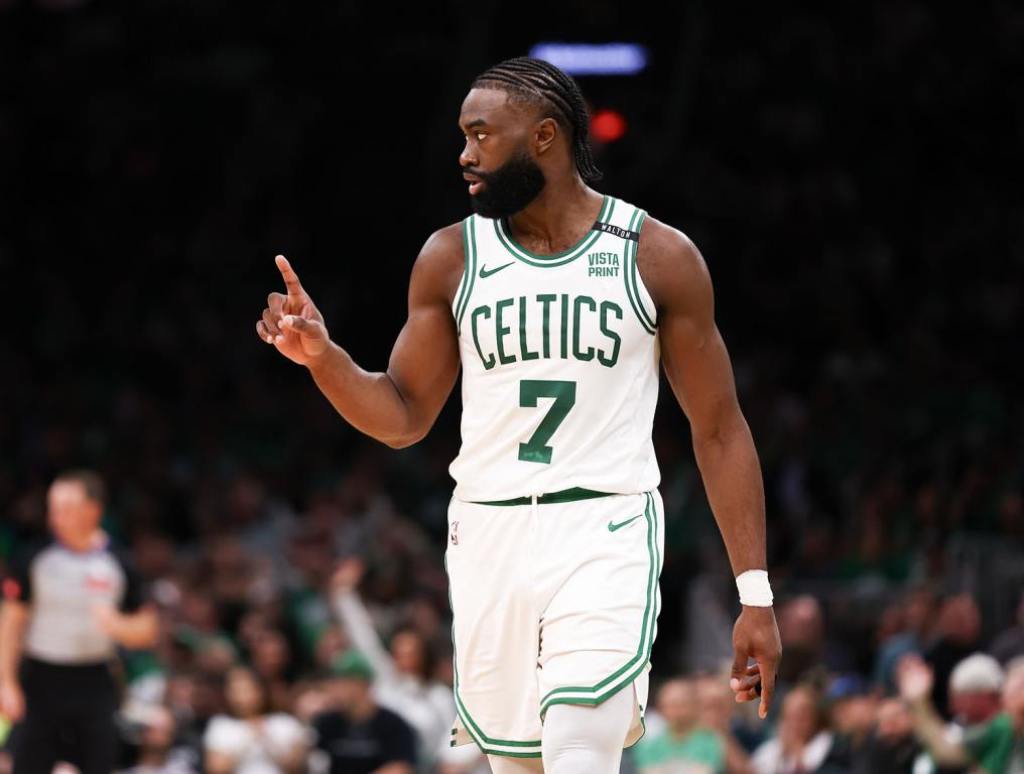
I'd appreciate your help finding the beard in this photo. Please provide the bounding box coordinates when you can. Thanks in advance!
[469,149,546,219]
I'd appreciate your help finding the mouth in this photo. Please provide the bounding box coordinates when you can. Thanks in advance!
[463,173,485,195]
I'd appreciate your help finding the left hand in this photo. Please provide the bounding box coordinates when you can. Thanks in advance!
[730,605,782,719]
[91,604,122,637]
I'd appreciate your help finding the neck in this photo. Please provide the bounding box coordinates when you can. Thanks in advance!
[347,694,377,722]
[138,748,168,765]
[507,175,599,247]
[59,529,104,553]
[668,720,698,739]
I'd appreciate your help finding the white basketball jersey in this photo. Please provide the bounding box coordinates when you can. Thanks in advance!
[448,195,661,500]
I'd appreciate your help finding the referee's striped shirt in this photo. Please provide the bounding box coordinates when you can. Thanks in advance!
[2,536,144,664]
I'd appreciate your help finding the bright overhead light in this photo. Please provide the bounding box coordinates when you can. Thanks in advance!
[528,43,648,76]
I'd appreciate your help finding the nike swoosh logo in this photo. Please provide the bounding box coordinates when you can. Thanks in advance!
[607,514,642,532]
[479,262,513,279]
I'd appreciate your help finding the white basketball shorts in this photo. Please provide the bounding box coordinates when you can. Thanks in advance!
[445,489,664,759]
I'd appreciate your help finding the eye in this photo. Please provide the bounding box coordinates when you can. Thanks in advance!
[475,131,488,141]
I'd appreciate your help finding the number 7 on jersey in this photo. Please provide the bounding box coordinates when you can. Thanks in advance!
[518,380,577,464]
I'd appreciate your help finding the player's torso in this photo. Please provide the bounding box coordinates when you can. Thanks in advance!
[449,195,661,500]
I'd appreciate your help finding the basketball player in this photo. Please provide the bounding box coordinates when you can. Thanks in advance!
[256,57,781,773]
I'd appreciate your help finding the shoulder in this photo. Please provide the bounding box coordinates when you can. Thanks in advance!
[420,221,465,257]
[264,713,309,742]
[106,541,140,573]
[635,214,712,315]
[3,539,52,596]
[752,736,782,764]
[7,538,51,569]
[411,221,468,306]
[311,710,344,734]
[375,706,414,732]
[106,539,150,609]
[427,681,454,705]
[964,711,1013,753]
[371,708,416,759]
[4,536,51,581]
[204,715,250,749]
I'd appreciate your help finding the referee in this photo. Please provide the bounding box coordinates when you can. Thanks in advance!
[0,470,158,774]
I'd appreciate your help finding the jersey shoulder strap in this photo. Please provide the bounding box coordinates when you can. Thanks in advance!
[603,199,657,334]
[593,196,640,241]
[453,215,479,333]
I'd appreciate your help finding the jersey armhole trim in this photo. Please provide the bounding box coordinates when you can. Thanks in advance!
[454,216,477,332]
[623,209,657,334]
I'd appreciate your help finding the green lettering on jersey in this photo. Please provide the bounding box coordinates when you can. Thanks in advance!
[587,252,620,277]
[573,295,596,361]
[518,295,539,361]
[495,298,516,366]
[537,293,557,359]
[518,379,577,464]
[598,300,623,367]
[559,295,569,359]
[470,305,495,370]
[468,294,625,371]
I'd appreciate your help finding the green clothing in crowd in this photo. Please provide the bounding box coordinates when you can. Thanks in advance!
[964,712,1024,774]
[632,726,725,774]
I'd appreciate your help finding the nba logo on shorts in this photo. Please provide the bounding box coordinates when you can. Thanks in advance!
[450,520,459,546]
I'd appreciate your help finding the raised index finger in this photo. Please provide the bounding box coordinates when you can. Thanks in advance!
[275,254,305,299]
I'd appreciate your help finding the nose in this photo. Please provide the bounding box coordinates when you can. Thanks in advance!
[459,140,477,169]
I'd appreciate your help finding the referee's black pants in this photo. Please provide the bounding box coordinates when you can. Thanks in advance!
[12,658,119,774]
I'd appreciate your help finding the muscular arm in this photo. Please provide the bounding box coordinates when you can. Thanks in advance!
[260,225,464,448]
[637,217,780,715]
[639,220,765,575]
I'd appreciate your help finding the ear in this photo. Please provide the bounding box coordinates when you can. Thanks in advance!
[534,117,559,156]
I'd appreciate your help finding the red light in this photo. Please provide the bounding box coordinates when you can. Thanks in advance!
[590,109,628,143]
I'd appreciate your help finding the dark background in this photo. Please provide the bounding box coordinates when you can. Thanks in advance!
[1,0,1022,731]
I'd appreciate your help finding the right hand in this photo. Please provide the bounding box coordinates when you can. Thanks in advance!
[329,556,366,593]
[256,255,331,366]
[0,681,25,722]
[896,653,934,703]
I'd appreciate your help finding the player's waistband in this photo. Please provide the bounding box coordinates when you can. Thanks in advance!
[468,487,616,507]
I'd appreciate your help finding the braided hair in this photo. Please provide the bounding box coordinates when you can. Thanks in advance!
[471,57,603,183]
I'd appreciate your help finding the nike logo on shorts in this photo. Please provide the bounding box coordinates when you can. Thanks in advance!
[479,262,513,279]
[607,514,642,532]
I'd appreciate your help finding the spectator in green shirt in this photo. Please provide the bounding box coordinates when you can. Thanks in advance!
[899,654,1024,773]
[633,677,726,774]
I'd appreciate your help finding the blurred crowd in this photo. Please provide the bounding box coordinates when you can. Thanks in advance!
[2,498,1024,772]
[629,591,1024,774]
[1,0,1023,771]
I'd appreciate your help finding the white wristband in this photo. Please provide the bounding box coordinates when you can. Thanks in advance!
[736,569,773,607]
